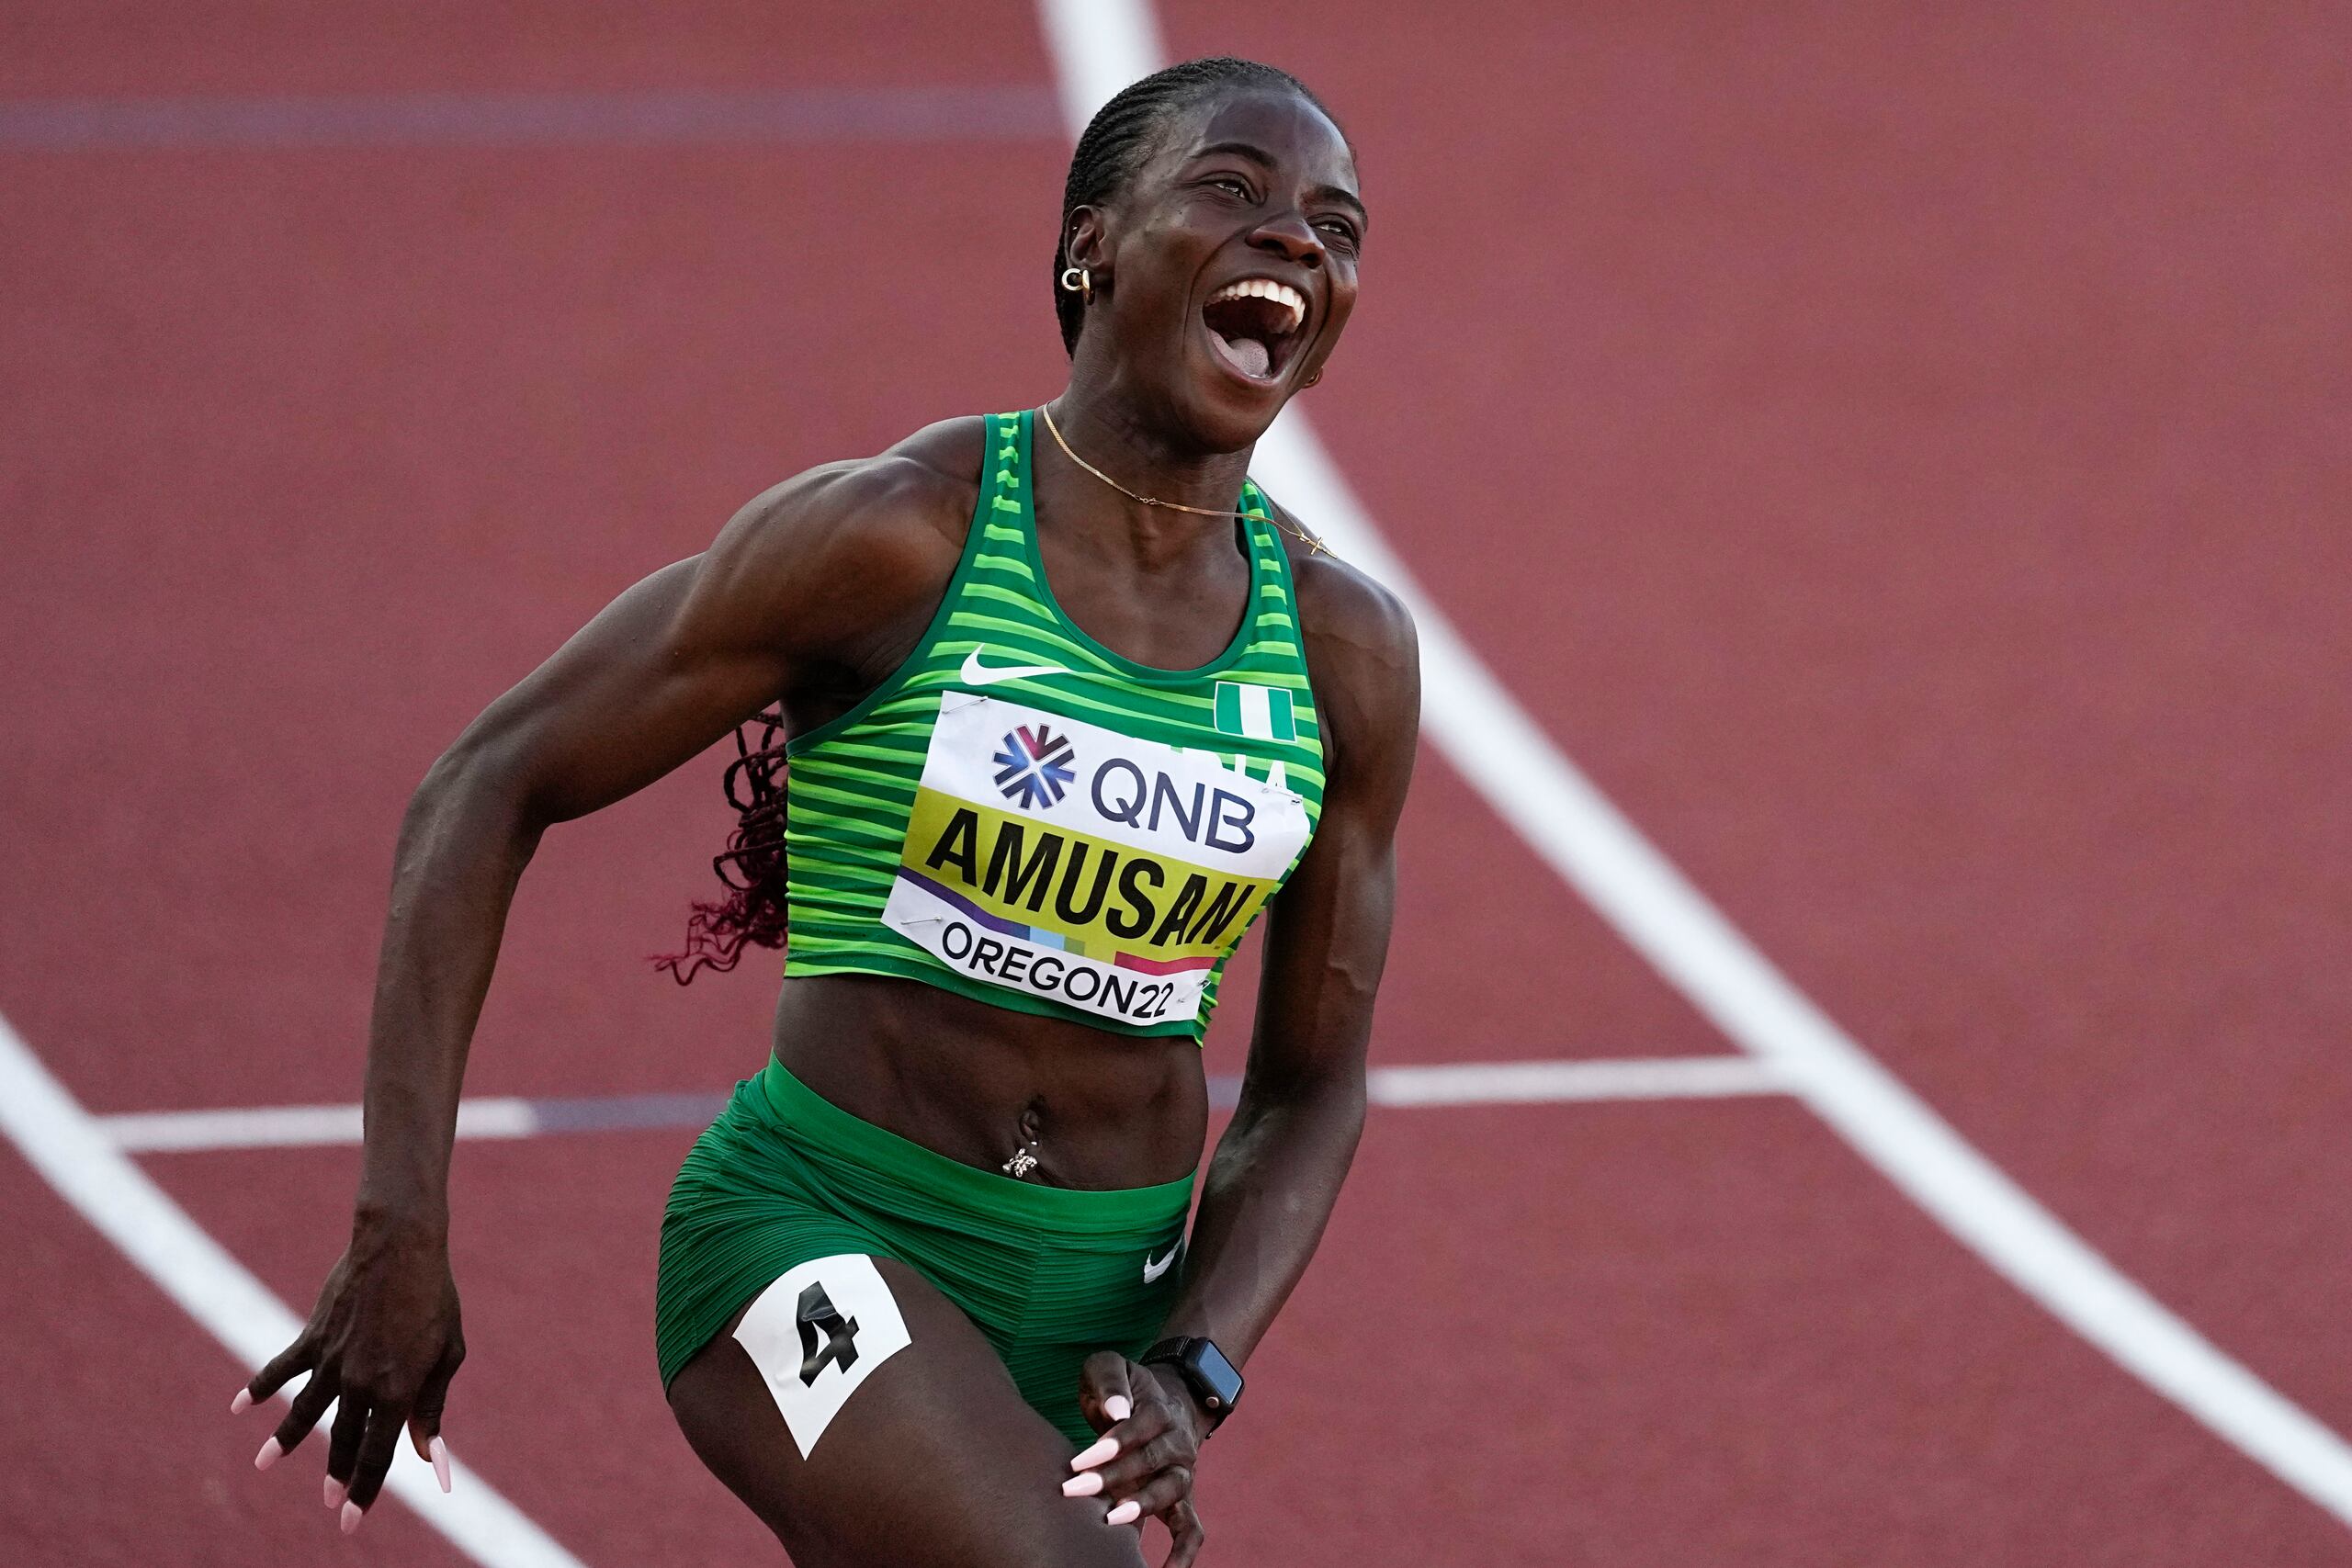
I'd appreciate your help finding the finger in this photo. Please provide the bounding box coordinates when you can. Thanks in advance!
[1163,1499,1206,1568]
[406,1339,464,1465]
[1109,1465,1193,1528]
[1076,1350,1136,1437]
[261,1369,337,1467]
[1074,1371,1171,1476]
[325,1385,369,1489]
[1072,1401,1170,1485]
[345,1397,408,1517]
[238,1337,317,1409]
[1090,1428,1191,1497]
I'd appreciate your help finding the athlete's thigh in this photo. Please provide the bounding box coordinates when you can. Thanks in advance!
[666,1255,1141,1568]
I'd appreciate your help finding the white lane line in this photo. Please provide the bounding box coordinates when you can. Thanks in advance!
[0,1011,588,1568]
[1372,1056,1790,1107]
[92,1058,1788,1154]
[1037,0,2352,1531]
[102,1098,542,1154]
[1035,0,1165,150]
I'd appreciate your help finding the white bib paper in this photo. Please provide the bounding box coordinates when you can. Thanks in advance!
[881,693,1311,1026]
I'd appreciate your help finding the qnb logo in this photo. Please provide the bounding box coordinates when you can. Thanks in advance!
[1091,758,1257,854]
[993,725,1077,810]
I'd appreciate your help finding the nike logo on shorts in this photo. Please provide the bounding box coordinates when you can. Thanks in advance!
[961,647,1071,687]
[1142,1242,1181,1284]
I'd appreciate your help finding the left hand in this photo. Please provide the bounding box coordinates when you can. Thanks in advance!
[1063,1351,1208,1566]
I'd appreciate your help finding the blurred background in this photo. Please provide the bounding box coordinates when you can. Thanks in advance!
[4,2,2348,1563]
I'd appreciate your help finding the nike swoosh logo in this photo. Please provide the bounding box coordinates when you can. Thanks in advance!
[1142,1242,1182,1284]
[961,647,1071,687]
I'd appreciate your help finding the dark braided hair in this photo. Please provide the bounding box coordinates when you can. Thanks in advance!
[1055,56,1340,355]
[660,58,1338,982]
[652,705,790,983]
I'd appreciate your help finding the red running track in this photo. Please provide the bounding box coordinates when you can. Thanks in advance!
[4,2,2349,1563]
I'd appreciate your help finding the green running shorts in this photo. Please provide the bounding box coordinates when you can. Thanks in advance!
[656,1055,1193,1444]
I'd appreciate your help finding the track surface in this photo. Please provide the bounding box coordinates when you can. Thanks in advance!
[5,3,2349,1563]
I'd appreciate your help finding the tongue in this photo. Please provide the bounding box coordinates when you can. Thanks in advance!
[1221,333,1272,378]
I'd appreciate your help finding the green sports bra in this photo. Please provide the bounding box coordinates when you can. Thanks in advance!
[779,410,1326,1041]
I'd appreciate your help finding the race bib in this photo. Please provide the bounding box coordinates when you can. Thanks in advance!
[881,693,1311,1027]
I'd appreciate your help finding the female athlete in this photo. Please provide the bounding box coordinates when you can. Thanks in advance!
[232,55,1418,1566]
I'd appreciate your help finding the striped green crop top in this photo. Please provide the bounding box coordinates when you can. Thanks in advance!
[779,410,1326,1041]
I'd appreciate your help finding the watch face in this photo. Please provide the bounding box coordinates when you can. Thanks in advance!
[1189,1338,1243,1411]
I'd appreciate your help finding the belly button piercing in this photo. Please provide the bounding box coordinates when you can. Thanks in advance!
[1003,1101,1045,1179]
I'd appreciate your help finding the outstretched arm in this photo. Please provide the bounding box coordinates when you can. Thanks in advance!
[231,440,974,1528]
[356,547,784,1230]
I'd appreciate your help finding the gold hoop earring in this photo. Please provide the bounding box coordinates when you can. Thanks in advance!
[1304,368,1322,388]
[1058,265,1092,302]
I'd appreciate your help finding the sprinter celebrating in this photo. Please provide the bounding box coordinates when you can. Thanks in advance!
[235,56,1416,1567]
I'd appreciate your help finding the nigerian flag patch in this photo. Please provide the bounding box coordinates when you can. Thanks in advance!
[1213,681,1296,741]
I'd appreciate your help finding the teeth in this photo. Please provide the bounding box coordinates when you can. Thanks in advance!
[1207,278,1306,333]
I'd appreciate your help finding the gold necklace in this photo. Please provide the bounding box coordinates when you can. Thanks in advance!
[1036,402,1328,558]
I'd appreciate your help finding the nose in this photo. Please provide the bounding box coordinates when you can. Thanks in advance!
[1248,209,1325,269]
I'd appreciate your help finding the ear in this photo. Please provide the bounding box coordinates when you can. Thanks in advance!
[1063,205,1114,276]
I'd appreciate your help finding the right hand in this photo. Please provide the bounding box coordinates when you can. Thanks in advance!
[1068,1352,1208,1567]
[231,1209,465,1530]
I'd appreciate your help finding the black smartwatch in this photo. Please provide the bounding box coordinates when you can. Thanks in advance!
[1139,1337,1243,1431]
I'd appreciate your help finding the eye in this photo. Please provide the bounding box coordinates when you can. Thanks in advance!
[1316,218,1360,250]
[1206,175,1253,200]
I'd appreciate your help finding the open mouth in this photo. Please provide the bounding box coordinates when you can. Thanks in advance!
[1201,277,1307,383]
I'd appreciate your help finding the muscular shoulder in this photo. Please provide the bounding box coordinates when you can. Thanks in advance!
[685,416,988,664]
[1273,502,1419,784]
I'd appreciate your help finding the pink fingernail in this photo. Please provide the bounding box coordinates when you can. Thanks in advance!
[230,1389,253,1416]
[1102,1395,1132,1422]
[324,1475,346,1508]
[1061,1471,1103,1497]
[254,1438,282,1472]
[431,1435,452,1494]
[1070,1436,1119,1471]
[1105,1500,1142,1527]
[341,1501,363,1535]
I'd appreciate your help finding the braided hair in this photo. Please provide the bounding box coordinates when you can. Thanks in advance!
[653,705,791,983]
[660,57,1336,982]
[1054,56,1339,355]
